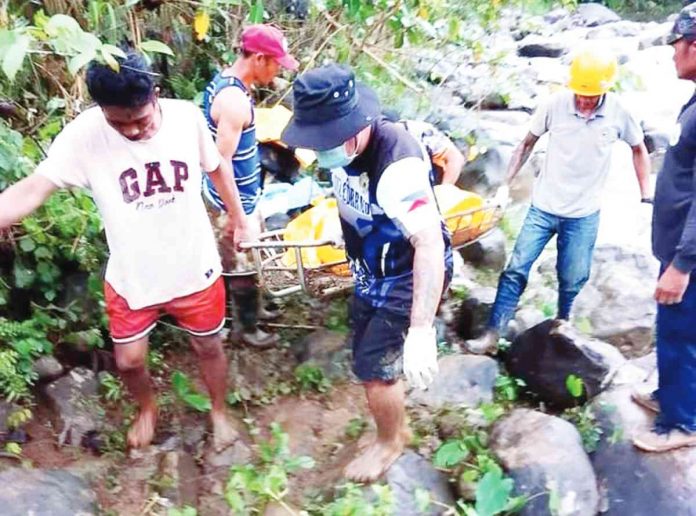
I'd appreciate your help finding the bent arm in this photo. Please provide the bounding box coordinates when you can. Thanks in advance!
[631,142,651,200]
[0,174,58,229]
[507,132,539,184]
[410,224,446,328]
[436,145,466,185]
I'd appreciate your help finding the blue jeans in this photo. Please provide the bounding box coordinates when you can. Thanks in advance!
[488,205,600,332]
[654,268,696,433]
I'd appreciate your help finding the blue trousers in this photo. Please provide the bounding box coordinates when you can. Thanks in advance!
[488,205,600,332]
[655,269,696,433]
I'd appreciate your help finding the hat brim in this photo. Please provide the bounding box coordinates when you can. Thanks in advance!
[277,53,299,71]
[281,83,381,151]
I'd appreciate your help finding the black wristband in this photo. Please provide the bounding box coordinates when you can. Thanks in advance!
[641,197,653,204]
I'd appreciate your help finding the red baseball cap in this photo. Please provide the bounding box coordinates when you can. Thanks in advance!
[241,24,299,71]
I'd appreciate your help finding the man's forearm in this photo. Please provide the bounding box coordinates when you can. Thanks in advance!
[410,228,445,328]
[0,174,56,229]
[507,140,535,183]
[632,143,651,198]
[207,160,247,225]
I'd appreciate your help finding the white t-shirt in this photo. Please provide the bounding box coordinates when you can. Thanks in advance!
[36,99,222,309]
[529,91,643,218]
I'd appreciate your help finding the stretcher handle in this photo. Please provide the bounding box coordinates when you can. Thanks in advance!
[238,237,342,250]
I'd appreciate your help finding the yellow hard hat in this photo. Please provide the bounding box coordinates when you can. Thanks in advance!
[568,49,617,96]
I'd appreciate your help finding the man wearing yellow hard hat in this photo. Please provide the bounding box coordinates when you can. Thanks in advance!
[467,47,651,354]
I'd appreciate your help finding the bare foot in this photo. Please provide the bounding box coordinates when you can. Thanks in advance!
[127,404,158,449]
[211,410,240,451]
[344,428,409,482]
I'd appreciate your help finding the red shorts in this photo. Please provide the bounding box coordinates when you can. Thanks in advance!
[104,277,226,344]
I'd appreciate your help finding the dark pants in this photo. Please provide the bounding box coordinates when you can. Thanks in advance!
[488,205,600,332]
[655,269,696,433]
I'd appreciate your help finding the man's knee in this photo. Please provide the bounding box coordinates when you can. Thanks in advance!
[114,342,148,372]
[191,334,224,359]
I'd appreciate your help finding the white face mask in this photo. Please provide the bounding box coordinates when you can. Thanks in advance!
[316,139,358,169]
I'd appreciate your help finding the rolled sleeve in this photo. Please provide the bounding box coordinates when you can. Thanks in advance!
[376,157,441,238]
[529,100,550,137]
[34,125,89,189]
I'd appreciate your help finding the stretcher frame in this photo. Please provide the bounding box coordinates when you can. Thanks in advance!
[235,202,505,298]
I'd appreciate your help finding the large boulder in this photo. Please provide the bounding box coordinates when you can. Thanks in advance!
[408,354,498,410]
[384,451,456,515]
[571,3,621,27]
[573,246,658,357]
[32,355,64,382]
[0,468,97,515]
[591,386,696,515]
[491,409,599,516]
[43,367,102,447]
[504,320,625,409]
[456,285,497,340]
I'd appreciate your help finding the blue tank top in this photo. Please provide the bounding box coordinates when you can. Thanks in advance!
[202,73,261,215]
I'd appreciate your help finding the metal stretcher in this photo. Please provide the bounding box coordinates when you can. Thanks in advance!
[237,201,505,298]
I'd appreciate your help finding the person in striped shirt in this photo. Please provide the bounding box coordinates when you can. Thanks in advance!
[202,24,298,348]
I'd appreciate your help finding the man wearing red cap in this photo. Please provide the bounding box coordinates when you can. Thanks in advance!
[202,24,298,348]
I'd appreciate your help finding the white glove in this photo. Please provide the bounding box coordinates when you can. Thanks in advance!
[492,184,510,208]
[403,326,439,390]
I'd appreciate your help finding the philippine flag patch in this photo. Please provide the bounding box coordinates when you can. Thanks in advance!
[403,191,430,212]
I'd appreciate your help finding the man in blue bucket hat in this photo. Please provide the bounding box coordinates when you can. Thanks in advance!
[283,64,452,481]
[632,3,696,452]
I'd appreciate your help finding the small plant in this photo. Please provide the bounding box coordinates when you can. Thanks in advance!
[344,417,368,440]
[451,286,469,301]
[294,363,331,394]
[562,404,603,453]
[314,482,395,516]
[6,407,32,429]
[494,374,526,403]
[171,370,211,412]
[433,431,526,516]
[168,507,197,516]
[325,297,350,334]
[224,422,315,513]
[100,372,123,402]
[4,442,22,456]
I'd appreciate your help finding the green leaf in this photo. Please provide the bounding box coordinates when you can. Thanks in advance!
[45,14,82,38]
[102,44,126,59]
[566,374,584,399]
[475,467,514,516]
[19,238,35,252]
[249,0,265,23]
[13,262,35,288]
[68,50,96,75]
[100,47,120,72]
[2,34,31,82]
[433,439,469,468]
[139,40,174,57]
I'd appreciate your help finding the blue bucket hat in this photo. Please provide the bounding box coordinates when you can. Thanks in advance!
[667,3,696,44]
[281,64,381,151]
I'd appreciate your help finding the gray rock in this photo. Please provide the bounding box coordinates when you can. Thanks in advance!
[587,20,643,39]
[43,367,102,447]
[571,3,621,27]
[33,355,64,382]
[491,409,599,516]
[459,227,507,272]
[456,285,497,340]
[513,308,546,335]
[0,468,97,515]
[408,354,498,409]
[573,246,659,357]
[591,386,696,515]
[291,329,350,380]
[517,36,567,58]
[204,439,252,470]
[384,451,456,515]
[544,7,570,25]
[0,401,14,435]
[505,320,625,409]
